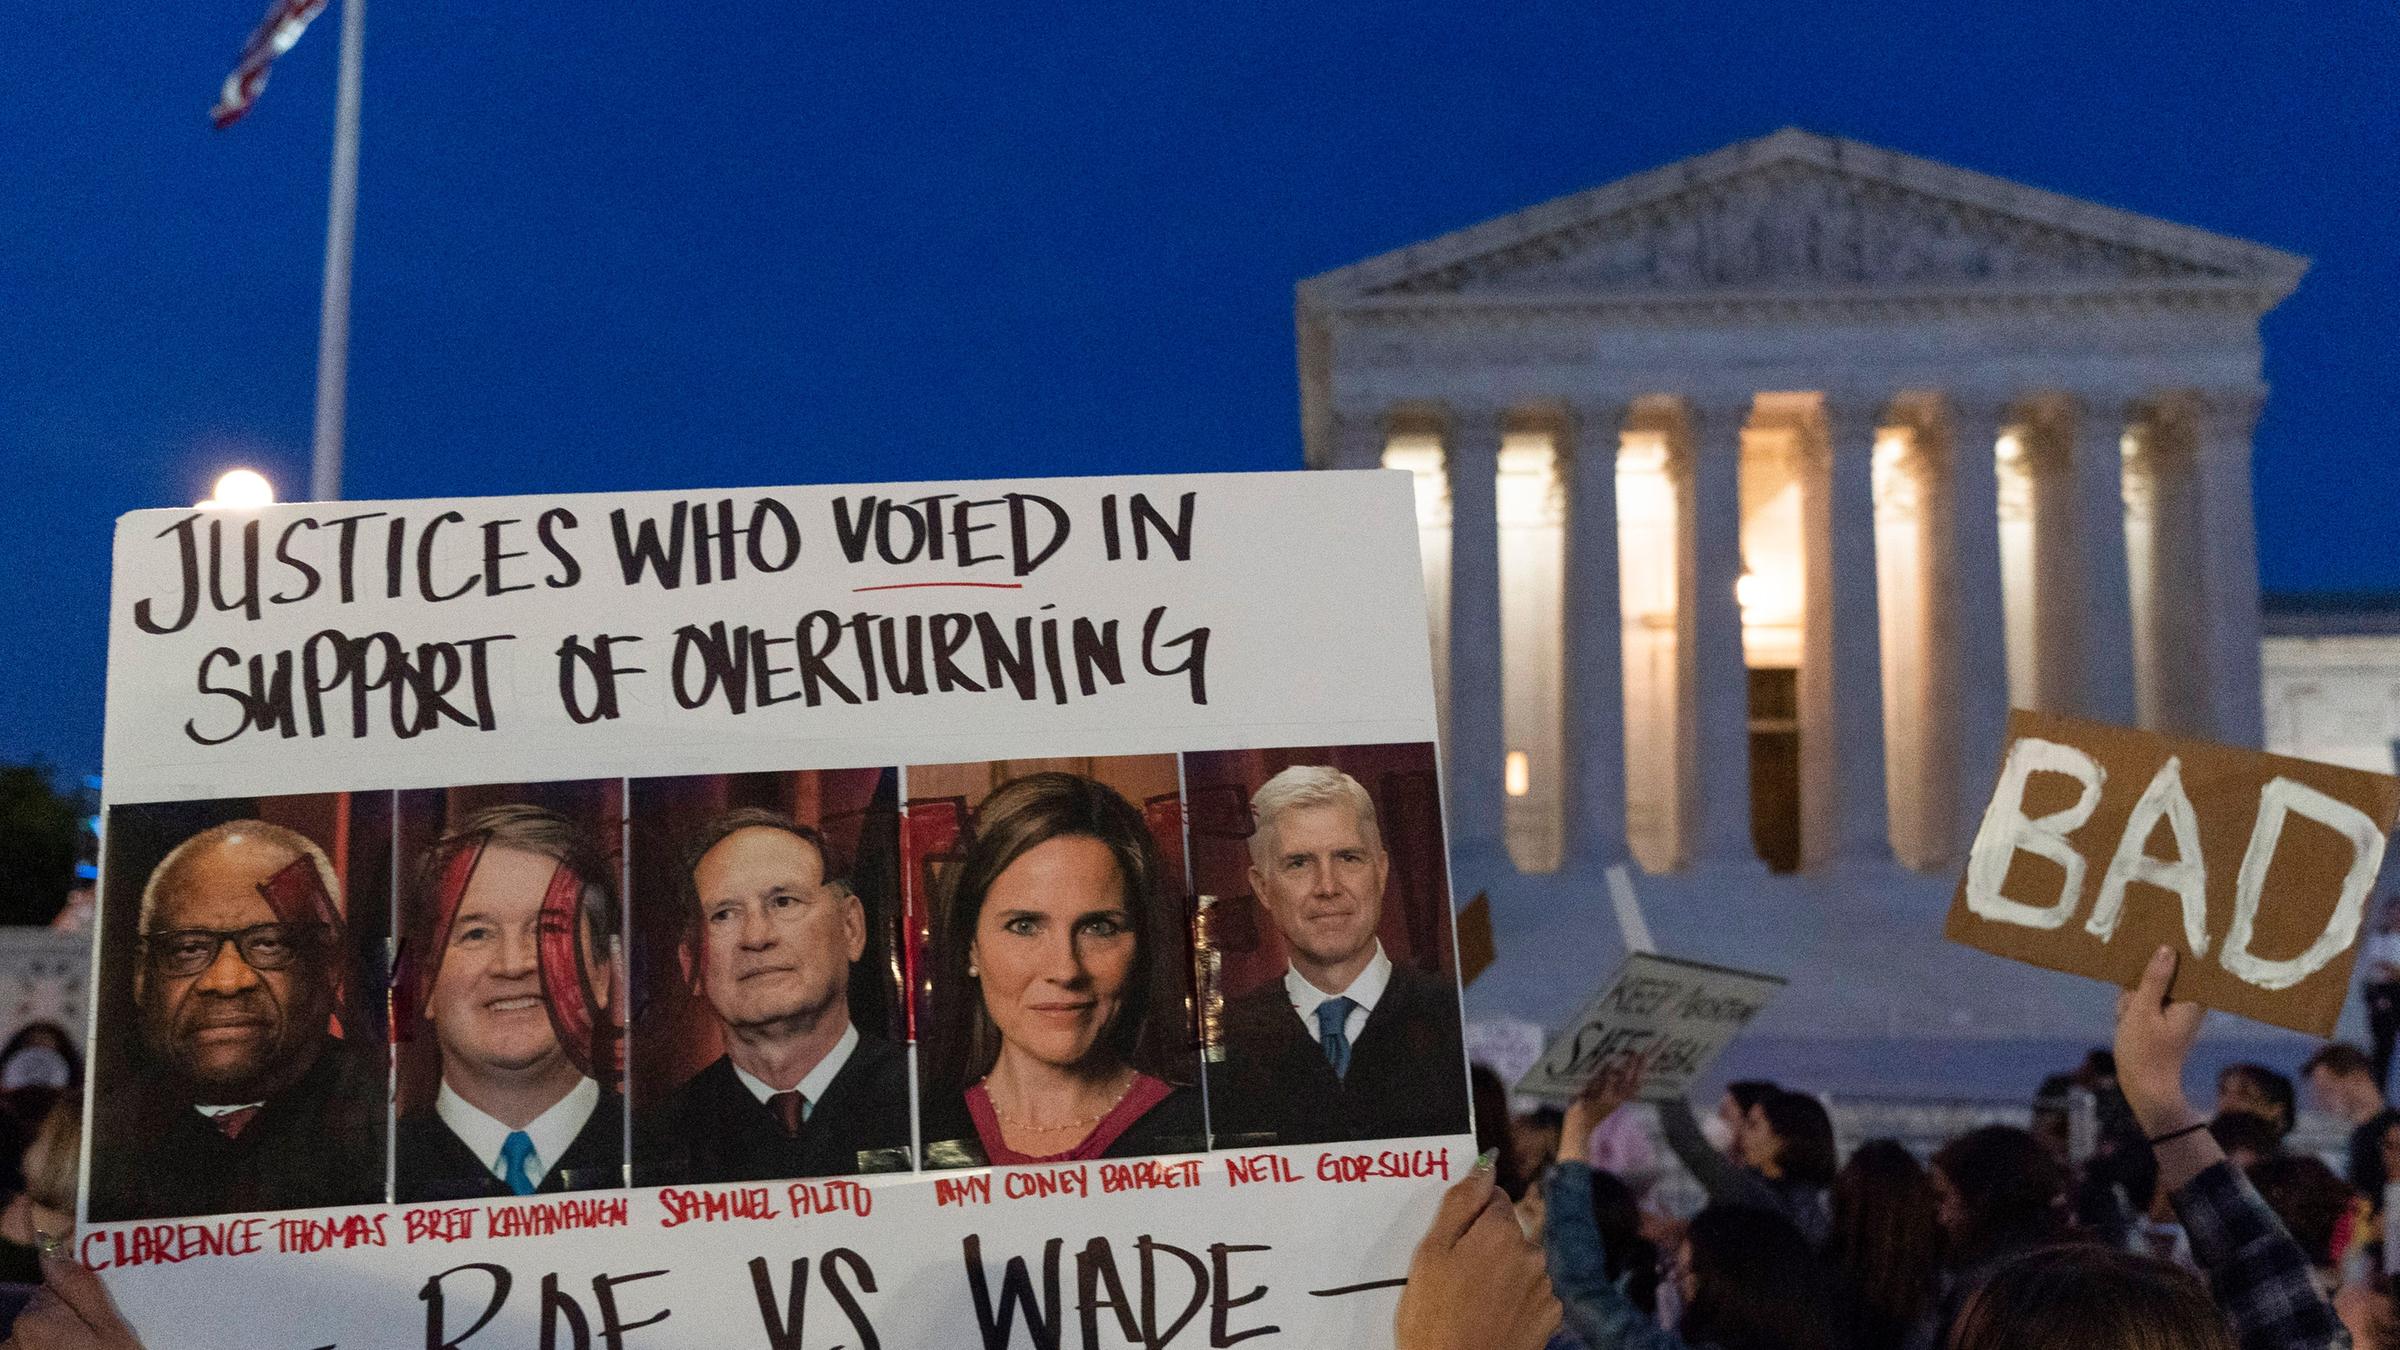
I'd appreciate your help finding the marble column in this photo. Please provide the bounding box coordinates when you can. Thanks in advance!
[1802,393,1892,867]
[1328,408,1390,471]
[2194,384,2267,746]
[1937,392,2015,859]
[2071,393,2140,728]
[1678,394,1761,870]
[1563,398,1630,869]
[2025,406,2082,714]
[1445,404,1508,868]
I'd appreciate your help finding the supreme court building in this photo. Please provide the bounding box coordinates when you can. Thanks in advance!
[1298,129,2318,1088]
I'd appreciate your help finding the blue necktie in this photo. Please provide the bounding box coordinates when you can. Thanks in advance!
[1316,996,1358,1079]
[499,1131,538,1197]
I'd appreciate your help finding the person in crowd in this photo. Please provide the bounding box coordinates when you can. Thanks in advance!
[2102,944,2350,1350]
[1655,1081,1834,1247]
[397,804,622,1202]
[1928,1124,2069,1333]
[1472,1063,1535,1201]
[1945,1245,2237,1350]
[2303,1042,2393,1195]
[1546,1056,1846,1350]
[2218,1063,2299,1141]
[637,809,910,1184]
[1705,1081,1779,1156]
[2244,1155,2353,1297]
[2211,1111,2287,1170]
[0,1100,77,1288]
[1828,1139,1942,1350]
[1512,1103,1565,1188]
[87,820,381,1222]
[920,773,1201,1166]
[2362,897,2400,1093]
[1209,765,1468,1148]
[0,1029,76,1096]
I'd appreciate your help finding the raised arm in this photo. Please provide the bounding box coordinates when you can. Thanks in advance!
[1545,1058,1688,1350]
[2115,945,2350,1350]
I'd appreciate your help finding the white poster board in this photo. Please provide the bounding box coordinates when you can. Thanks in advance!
[1516,953,1785,1104]
[87,471,1474,1348]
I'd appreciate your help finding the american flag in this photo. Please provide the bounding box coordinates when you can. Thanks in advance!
[210,0,330,129]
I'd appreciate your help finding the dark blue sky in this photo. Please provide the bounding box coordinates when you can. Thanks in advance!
[4,1,2395,778]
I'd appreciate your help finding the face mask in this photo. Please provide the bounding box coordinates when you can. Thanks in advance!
[0,1046,70,1091]
[1700,1112,1737,1153]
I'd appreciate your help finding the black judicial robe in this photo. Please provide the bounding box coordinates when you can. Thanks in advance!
[87,1039,386,1223]
[1206,963,1469,1148]
[636,1035,913,1185]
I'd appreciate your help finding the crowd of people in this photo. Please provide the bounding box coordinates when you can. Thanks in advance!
[6,941,2400,1347]
[1403,945,2392,1350]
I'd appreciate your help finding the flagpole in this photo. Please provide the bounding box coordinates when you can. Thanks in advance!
[309,0,364,503]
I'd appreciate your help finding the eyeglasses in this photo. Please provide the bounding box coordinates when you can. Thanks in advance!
[140,923,324,977]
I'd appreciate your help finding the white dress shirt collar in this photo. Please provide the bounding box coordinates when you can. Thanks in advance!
[1285,941,1393,1044]
[436,1075,599,1188]
[730,1023,858,1123]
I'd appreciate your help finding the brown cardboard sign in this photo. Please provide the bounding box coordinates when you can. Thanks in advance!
[1946,710,2400,1036]
[1456,892,1495,987]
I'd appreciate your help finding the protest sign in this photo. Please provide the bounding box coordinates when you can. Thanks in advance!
[1514,953,1785,1104]
[88,471,1475,1348]
[1945,709,2400,1036]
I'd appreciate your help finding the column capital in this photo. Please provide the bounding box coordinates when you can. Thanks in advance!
[2194,383,2268,435]
[1940,389,2024,428]
[1817,388,1896,425]
[1327,408,1392,472]
[1678,391,1757,426]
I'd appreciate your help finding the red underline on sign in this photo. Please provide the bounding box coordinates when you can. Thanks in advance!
[850,582,1028,592]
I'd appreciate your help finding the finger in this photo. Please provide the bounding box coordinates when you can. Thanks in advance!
[2165,999,2207,1039]
[2134,944,2177,1008]
[1418,1169,1497,1255]
[39,1255,128,1332]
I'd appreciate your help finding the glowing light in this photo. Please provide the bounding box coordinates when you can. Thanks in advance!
[198,468,276,509]
[1504,750,1531,797]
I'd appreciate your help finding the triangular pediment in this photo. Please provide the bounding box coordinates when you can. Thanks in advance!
[1304,129,2305,303]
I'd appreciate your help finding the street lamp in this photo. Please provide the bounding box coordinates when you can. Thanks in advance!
[198,468,276,509]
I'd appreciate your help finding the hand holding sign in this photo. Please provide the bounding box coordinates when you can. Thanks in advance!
[1395,1166,1561,1350]
[1946,711,2400,1035]
[5,1257,146,1350]
[1560,1052,1652,1162]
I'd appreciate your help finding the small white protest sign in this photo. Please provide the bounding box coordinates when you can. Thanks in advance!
[1516,953,1785,1104]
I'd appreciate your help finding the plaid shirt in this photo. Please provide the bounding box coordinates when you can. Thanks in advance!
[2172,1160,2352,1350]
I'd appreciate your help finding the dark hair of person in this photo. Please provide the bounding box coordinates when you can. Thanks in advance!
[417,802,616,941]
[1829,1138,1942,1350]
[922,773,1189,1094]
[2303,1042,2375,1080]
[676,808,833,955]
[2206,1110,2284,1163]
[1678,1204,1843,1350]
[2246,1154,2354,1269]
[1947,1244,2234,1350]
[1931,1125,2069,1267]
[1726,1079,1780,1114]
[2217,1062,2297,1136]
[1587,1165,1660,1317]
[0,1023,80,1089]
[1759,1089,1838,1188]
[1470,1063,1529,1200]
[2357,1108,2400,1201]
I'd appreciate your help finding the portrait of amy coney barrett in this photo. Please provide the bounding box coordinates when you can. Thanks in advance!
[914,762,1203,1169]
